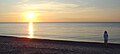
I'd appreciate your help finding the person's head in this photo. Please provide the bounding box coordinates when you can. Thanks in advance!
[104,31,107,33]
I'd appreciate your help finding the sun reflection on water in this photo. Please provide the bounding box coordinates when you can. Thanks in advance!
[28,22,34,38]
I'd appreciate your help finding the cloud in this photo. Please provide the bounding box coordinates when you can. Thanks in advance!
[18,0,29,4]
[15,0,101,14]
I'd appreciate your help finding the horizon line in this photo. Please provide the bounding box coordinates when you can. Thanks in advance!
[0,22,120,23]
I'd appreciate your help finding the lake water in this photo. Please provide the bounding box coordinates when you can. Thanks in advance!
[0,22,120,43]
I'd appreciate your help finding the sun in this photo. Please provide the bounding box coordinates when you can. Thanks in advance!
[27,12,35,19]
[22,11,39,22]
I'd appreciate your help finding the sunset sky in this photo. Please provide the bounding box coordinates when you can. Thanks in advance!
[0,0,120,22]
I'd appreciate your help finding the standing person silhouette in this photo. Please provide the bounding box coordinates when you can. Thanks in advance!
[104,31,108,47]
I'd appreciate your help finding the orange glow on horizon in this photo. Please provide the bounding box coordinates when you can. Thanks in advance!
[21,11,40,22]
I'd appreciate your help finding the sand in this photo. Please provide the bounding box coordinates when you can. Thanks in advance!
[0,36,120,54]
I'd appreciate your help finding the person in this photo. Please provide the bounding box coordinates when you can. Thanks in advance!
[104,31,108,47]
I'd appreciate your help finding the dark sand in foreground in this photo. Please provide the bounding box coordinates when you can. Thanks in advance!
[0,36,120,54]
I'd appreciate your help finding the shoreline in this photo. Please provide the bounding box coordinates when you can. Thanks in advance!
[0,35,120,44]
[0,35,120,47]
[0,35,120,54]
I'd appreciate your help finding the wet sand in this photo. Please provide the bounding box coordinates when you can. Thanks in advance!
[0,36,120,54]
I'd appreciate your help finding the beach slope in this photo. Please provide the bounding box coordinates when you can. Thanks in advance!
[0,36,120,54]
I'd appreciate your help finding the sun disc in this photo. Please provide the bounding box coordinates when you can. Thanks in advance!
[27,12,34,19]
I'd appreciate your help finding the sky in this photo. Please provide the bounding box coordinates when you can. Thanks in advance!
[0,0,120,22]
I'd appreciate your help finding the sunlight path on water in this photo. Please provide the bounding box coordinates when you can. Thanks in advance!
[26,12,35,38]
[28,22,34,38]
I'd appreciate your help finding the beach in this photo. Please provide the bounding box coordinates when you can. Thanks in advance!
[0,36,120,54]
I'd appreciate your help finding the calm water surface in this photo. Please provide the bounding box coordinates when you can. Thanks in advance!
[0,22,120,43]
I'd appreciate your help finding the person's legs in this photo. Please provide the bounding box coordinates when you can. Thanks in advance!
[104,40,108,47]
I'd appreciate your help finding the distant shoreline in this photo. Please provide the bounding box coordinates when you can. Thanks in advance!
[0,22,120,23]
